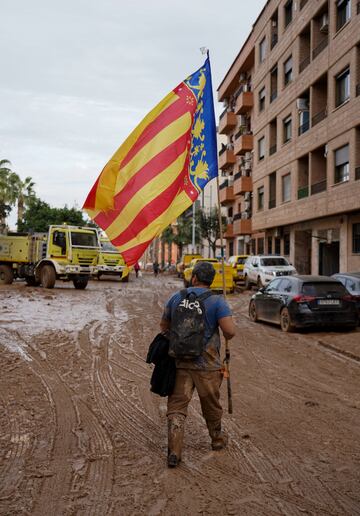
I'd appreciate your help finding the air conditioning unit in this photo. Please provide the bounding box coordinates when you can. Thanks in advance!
[239,115,247,126]
[245,152,252,161]
[244,200,251,210]
[223,99,229,108]
[271,19,277,28]
[320,13,329,33]
[296,98,309,111]
[324,144,328,157]
[239,72,247,82]
[244,192,251,201]
[244,160,252,171]
[243,84,249,92]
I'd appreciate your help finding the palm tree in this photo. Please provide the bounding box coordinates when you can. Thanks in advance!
[0,160,18,231]
[15,176,36,230]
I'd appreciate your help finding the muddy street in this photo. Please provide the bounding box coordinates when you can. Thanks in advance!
[0,273,359,516]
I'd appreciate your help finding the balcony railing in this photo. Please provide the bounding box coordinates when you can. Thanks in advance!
[219,108,228,120]
[269,144,277,155]
[312,109,327,127]
[311,179,327,195]
[300,0,308,9]
[299,55,310,73]
[298,120,310,136]
[269,199,276,209]
[220,180,228,189]
[297,185,309,199]
[355,166,360,180]
[234,172,241,181]
[356,83,360,97]
[312,37,328,60]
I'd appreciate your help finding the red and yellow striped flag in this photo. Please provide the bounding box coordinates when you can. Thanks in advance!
[83,58,218,266]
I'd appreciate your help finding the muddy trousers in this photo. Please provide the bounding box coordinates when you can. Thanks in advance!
[167,369,225,458]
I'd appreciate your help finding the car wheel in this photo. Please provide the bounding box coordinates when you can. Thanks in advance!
[280,307,295,333]
[249,300,258,322]
[73,277,88,289]
[244,275,250,290]
[257,276,263,289]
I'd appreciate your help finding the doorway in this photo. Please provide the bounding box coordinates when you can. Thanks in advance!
[319,242,339,276]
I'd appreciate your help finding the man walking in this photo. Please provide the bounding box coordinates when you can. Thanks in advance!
[160,261,236,468]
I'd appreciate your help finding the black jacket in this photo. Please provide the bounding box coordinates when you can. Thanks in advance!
[146,333,176,397]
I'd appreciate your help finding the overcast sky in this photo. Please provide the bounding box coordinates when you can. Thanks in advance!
[1,0,265,226]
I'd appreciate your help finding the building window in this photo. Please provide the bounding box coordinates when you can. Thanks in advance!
[334,144,349,183]
[257,238,264,254]
[282,173,291,202]
[284,56,293,86]
[259,37,266,63]
[284,0,293,28]
[336,0,351,31]
[257,186,264,211]
[269,171,277,208]
[259,87,266,111]
[353,223,360,253]
[283,115,292,143]
[335,67,350,107]
[284,233,290,255]
[258,137,265,161]
[275,237,281,254]
[270,65,278,102]
[268,236,273,254]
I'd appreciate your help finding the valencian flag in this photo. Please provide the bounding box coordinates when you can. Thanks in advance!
[83,57,218,266]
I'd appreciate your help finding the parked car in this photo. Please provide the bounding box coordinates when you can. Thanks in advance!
[248,275,358,332]
[244,255,297,289]
[183,258,234,293]
[332,272,360,322]
[228,255,249,282]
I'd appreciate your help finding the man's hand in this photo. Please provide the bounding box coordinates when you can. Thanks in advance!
[218,316,236,340]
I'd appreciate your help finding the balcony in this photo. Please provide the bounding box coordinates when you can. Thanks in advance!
[269,144,277,155]
[234,91,253,115]
[234,174,252,195]
[218,110,237,135]
[312,37,328,60]
[218,147,236,170]
[310,179,327,195]
[234,134,253,155]
[233,214,252,235]
[311,109,327,127]
[219,181,235,204]
[299,55,310,73]
[224,223,234,239]
[297,185,309,199]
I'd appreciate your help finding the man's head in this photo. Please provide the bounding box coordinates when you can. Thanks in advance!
[191,261,216,286]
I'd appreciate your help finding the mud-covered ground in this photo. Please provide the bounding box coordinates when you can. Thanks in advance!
[0,273,359,516]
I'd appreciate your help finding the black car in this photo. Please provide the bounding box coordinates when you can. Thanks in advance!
[248,275,358,332]
[332,272,360,323]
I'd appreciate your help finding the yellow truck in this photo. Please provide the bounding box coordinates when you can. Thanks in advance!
[176,253,203,278]
[96,237,130,282]
[0,225,99,289]
[183,258,235,293]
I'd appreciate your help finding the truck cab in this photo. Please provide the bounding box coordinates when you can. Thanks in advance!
[96,237,129,282]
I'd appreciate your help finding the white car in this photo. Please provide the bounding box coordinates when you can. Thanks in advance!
[243,255,297,289]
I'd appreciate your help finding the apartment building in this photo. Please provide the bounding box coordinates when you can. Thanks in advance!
[218,0,360,275]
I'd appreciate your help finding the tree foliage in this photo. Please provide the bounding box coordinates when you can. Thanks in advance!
[197,207,227,257]
[18,197,88,232]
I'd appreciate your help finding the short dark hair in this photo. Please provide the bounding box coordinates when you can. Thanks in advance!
[192,261,216,286]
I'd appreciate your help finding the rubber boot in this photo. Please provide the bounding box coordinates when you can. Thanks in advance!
[167,414,185,468]
[206,420,228,451]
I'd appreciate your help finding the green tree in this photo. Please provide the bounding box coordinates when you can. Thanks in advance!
[19,197,88,232]
[0,160,19,231]
[171,213,197,260]
[15,176,36,230]
[197,207,227,258]
[161,225,175,266]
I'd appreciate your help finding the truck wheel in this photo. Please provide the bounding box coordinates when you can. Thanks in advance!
[0,264,14,285]
[25,276,41,287]
[41,265,56,289]
[73,277,88,289]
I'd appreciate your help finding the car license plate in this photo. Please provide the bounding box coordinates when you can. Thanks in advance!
[318,299,340,305]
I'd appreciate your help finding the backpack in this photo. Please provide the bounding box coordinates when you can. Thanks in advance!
[169,289,213,359]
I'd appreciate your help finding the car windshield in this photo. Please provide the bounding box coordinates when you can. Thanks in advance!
[71,231,98,247]
[302,282,347,297]
[260,257,289,266]
[101,241,119,253]
[237,258,246,264]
